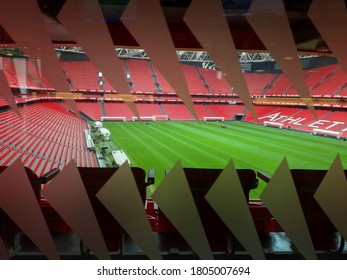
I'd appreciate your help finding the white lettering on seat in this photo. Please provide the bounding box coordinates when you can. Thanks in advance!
[308,120,330,128]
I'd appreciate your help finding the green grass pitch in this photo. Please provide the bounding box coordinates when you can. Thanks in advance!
[103,121,347,199]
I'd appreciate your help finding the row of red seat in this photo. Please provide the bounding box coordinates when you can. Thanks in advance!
[244,105,347,137]
[1,57,47,89]
[5,56,347,97]
[3,100,342,138]
[0,102,98,177]
[0,165,344,259]
[75,101,346,137]
[76,102,246,121]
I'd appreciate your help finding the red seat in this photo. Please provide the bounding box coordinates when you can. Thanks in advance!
[257,169,346,252]
[42,167,148,254]
[155,168,258,254]
[0,166,41,251]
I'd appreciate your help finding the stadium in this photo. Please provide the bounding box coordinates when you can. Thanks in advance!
[0,0,346,261]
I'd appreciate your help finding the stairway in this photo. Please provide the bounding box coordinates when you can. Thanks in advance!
[147,60,160,92]
[262,73,280,95]
[100,101,107,117]
[158,104,167,116]
[11,58,46,88]
[203,104,215,117]
[196,67,211,94]
[123,59,134,91]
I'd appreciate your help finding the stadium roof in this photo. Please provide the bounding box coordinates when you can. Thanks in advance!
[0,0,332,54]
[55,47,318,63]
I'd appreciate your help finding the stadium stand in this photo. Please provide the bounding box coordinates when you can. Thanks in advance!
[239,105,347,139]
[194,104,214,120]
[244,106,340,132]
[59,100,347,136]
[152,64,175,93]
[207,104,245,120]
[282,71,309,96]
[11,58,43,89]
[135,103,165,118]
[264,73,292,96]
[2,57,19,87]
[305,66,338,93]
[279,68,335,97]
[26,58,52,89]
[253,107,304,128]
[311,66,347,96]
[264,65,338,97]
[0,57,45,90]
[287,109,332,132]
[126,59,156,92]
[244,73,277,96]
[199,68,232,94]
[0,99,9,107]
[243,106,281,122]
[182,64,209,94]
[337,86,347,96]
[0,102,98,177]
[61,61,115,91]
[103,102,135,121]
[160,104,195,120]
[307,111,347,137]
[26,58,42,83]
[76,102,103,121]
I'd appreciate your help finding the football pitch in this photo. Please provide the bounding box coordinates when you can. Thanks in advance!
[103,121,347,199]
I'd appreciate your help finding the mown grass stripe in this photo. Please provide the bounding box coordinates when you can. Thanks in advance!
[103,121,347,199]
